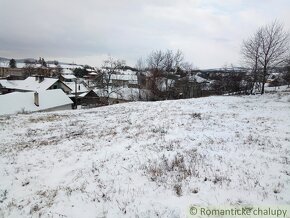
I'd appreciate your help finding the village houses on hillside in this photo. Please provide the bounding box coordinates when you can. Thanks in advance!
[0,58,225,115]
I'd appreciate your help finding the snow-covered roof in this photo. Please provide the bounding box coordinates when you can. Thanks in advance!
[188,75,208,83]
[101,68,136,75]
[61,74,76,80]
[121,69,136,74]
[0,77,66,92]
[0,61,9,68]
[108,74,138,84]
[78,92,88,97]
[61,68,74,75]
[78,90,98,97]
[59,64,83,69]
[0,89,73,116]
[19,77,60,91]
[0,80,23,89]
[64,82,88,94]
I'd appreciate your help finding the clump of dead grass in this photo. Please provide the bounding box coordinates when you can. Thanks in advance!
[28,114,68,123]
[143,148,204,196]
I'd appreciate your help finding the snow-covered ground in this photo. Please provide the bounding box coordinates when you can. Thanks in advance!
[0,91,290,217]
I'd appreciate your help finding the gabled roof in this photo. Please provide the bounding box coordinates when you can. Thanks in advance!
[0,89,73,116]
[61,74,76,80]
[78,90,98,97]
[0,77,72,92]
[59,64,83,69]
[16,77,59,91]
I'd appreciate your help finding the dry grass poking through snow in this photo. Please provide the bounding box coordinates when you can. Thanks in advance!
[0,92,290,217]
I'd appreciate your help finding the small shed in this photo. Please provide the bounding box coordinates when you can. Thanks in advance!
[79,90,100,105]
[69,90,102,108]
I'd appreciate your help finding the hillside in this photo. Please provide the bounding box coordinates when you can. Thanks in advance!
[0,92,290,217]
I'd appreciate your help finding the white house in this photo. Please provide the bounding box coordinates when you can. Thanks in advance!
[0,89,73,116]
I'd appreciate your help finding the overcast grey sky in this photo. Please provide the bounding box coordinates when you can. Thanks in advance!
[0,0,289,68]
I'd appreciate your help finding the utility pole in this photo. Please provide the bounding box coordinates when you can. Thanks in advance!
[74,79,77,109]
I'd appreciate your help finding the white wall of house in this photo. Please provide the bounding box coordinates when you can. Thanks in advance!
[48,81,72,94]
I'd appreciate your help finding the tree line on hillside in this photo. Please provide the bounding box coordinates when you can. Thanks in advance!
[21,57,63,77]
[89,20,290,101]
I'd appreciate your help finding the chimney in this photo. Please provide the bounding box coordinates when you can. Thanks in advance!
[39,76,44,83]
[34,92,39,106]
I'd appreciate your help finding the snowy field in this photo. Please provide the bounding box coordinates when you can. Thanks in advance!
[0,91,290,217]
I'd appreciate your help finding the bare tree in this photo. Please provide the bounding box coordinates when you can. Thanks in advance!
[241,30,262,93]
[283,60,290,87]
[135,57,146,100]
[54,64,63,76]
[147,50,165,70]
[135,57,145,72]
[143,51,165,100]
[24,59,36,77]
[100,56,126,104]
[241,21,289,94]
[163,50,185,98]
[144,49,187,100]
